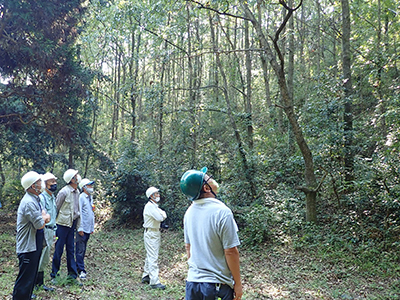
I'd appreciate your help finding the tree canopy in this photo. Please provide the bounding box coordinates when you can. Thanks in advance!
[1,0,400,249]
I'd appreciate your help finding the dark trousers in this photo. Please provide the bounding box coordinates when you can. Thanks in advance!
[51,220,78,279]
[185,282,234,300]
[75,232,90,274]
[12,229,44,300]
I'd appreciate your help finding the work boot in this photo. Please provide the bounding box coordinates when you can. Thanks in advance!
[151,283,166,290]
[42,284,54,292]
[36,271,54,291]
[141,275,150,284]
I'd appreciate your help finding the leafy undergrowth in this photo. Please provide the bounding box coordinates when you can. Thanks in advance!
[1,209,399,299]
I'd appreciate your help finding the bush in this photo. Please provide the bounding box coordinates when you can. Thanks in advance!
[240,204,277,247]
[104,141,151,227]
[0,178,24,210]
[239,185,305,248]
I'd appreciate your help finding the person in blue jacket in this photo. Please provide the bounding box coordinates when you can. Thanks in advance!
[75,178,95,280]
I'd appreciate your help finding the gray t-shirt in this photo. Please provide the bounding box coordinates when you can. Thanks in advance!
[184,198,240,288]
[16,192,44,254]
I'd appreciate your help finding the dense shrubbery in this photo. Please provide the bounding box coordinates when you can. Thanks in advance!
[103,141,151,226]
[103,136,400,253]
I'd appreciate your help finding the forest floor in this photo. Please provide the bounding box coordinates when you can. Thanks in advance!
[0,208,399,300]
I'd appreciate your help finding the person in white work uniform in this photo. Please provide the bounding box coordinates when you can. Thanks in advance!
[141,186,167,290]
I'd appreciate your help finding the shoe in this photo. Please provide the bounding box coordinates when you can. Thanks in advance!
[141,275,150,284]
[79,271,87,280]
[150,283,166,290]
[42,284,54,292]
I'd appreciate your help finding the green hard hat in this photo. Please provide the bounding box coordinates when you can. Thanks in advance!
[180,167,207,201]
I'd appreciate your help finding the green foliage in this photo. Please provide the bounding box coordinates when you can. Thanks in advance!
[2,0,400,254]
[240,204,277,247]
[104,141,151,226]
[0,0,94,174]
[239,186,305,248]
[291,221,400,279]
[0,178,24,209]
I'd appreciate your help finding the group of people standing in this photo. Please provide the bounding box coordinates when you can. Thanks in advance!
[12,169,95,300]
[12,165,242,300]
[142,166,243,300]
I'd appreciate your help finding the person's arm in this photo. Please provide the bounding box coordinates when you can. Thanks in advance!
[185,243,191,259]
[224,246,243,300]
[27,200,46,230]
[149,203,167,222]
[77,194,84,236]
[56,188,67,211]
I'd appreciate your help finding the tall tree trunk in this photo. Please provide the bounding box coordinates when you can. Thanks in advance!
[242,1,318,222]
[129,21,141,141]
[341,0,354,184]
[130,26,136,141]
[244,20,254,150]
[0,155,5,194]
[315,0,321,79]
[287,0,295,155]
[158,37,169,156]
[187,3,197,167]
[68,146,74,169]
[111,45,119,142]
[209,12,256,200]
[376,0,386,139]
[116,47,121,140]
[257,2,272,123]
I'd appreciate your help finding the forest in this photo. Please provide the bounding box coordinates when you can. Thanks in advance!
[0,0,400,299]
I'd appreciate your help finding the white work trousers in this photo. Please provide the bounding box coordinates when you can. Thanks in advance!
[143,229,161,285]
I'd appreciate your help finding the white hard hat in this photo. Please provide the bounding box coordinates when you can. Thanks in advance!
[42,172,57,182]
[21,171,41,190]
[79,178,94,189]
[63,169,79,184]
[146,187,159,198]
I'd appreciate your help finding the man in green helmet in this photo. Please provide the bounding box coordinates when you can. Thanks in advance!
[180,167,243,300]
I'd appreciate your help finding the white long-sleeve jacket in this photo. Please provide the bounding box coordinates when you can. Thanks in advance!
[143,201,167,229]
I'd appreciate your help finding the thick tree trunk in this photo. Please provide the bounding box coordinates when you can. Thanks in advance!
[242,1,317,222]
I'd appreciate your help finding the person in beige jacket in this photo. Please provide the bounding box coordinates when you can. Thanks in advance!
[50,169,81,285]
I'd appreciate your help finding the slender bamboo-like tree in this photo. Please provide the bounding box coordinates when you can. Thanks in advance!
[209,12,257,200]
